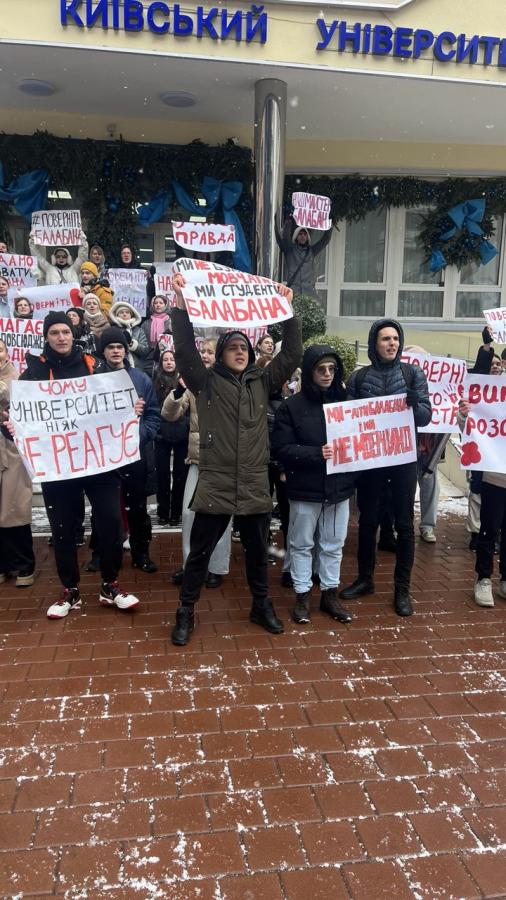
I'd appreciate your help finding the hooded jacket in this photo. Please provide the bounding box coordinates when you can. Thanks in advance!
[169,307,302,515]
[274,218,332,298]
[347,318,431,429]
[29,238,89,286]
[271,345,356,504]
[109,301,150,370]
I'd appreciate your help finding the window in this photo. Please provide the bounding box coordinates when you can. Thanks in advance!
[338,209,387,317]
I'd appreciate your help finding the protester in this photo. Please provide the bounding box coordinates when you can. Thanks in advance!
[152,349,189,527]
[29,232,88,285]
[12,296,34,319]
[272,345,354,624]
[79,260,113,314]
[109,301,150,371]
[118,242,139,268]
[89,242,108,278]
[99,326,160,573]
[255,333,275,361]
[0,240,8,253]
[163,338,232,588]
[169,274,302,645]
[274,215,332,297]
[65,307,96,354]
[0,275,9,307]
[0,339,36,587]
[142,296,170,350]
[83,294,110,340]
[340,319,431,617]
[15,312,140,618]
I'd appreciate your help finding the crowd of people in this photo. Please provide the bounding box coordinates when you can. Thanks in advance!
[0,227,505,644]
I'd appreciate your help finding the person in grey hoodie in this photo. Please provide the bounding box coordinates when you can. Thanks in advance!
[275,216,332,298]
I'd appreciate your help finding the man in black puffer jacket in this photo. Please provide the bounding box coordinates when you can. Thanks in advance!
[340,319,431,617]
[271,344,355,626]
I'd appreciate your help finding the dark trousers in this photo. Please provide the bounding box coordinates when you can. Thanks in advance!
[181,511,270,606]
[42,474,123,588]
[356,462,417,590]
[379,480,395,537]
[269,465,290,547]
[118,457,152,558]
[155,439,188,520]
[476,482,506,581]
[0,524,35,575]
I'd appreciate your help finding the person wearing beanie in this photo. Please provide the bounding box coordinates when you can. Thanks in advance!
[99,325,160,574]
[109,301,150,371]
[272,345,355,626]
[29,230,89,286]
[340,319,431,618]
[79,259,114,314]
[168,273,302,647]
[13,296,34,320]
[83,294,110,339]
[15,311,140,618]
[274,214,332,298]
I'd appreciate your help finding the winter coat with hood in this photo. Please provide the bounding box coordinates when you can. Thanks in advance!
[169,307,302,515]
[347,318,432,429]
[29,238,89,286]
[162,387,199,465]
[0,359,33,528]
[271,345,356,505]
[109,301,150,371]
[274,218,332,298]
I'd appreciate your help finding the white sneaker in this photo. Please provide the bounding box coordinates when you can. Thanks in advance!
[497,581,506,600]
[99,581,139,610]
[420,528,437,543]
[47,588,82,619]
[474,578,494,607]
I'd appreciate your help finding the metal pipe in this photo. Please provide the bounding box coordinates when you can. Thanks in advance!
[254,78,287,280]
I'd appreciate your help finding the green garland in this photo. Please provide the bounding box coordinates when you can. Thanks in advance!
[0,131,253,260]
[285,174,506,270]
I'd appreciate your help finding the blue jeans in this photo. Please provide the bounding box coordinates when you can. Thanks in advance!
[288,500,350,594]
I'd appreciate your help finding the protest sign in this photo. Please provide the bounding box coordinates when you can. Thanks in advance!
[108,268,147,315]
[158,332,174,353]
[483,307,506,344]
[6,284,80,319]
[31,210,82,247]
[324,394,417,474]
[292,192,332,231]
[400,351,466,433]
[459,374,506,474]
[0,253,37,289]
[153,264,176,307]
[0,317,44,374]
[173,258,293,329]
[9,370,140,483]
[172,221,236,252]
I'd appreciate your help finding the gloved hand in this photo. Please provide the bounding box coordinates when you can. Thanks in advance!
[482,326,493,344]
[405,388,419,409]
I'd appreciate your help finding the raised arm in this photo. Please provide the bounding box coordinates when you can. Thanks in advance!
[265,288,303,393]
[169,274,208,395]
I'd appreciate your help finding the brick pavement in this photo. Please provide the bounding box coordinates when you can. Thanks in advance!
[0,514,505,898]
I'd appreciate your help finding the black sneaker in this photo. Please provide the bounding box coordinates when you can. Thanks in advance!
[171,606,195,645]
[339,578,375,600]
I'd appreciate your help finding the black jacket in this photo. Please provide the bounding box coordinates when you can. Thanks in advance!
[271,344,356,505]
[20,345,103,381]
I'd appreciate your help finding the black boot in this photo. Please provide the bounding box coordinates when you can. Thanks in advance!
[339,577,374,600]
[171,568,184,585]
[205,572,223,589]
[250,598,284,634]
[394,586,413,617]
[84,551,100,573]
[292,591,311,624]
[320,588,352,623]
[132,554,158,574]
[171,606,195,645]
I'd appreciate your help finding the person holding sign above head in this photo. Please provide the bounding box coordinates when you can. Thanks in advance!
[274,215,332,299]
[340,320,431,617]
[17,311,140,618]
[271,345,355,626]
[169,273,302,646]
[29,232,88,286]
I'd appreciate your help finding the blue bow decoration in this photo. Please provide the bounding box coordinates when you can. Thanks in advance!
[430,197,498,272]
[137,177,251,272]
[0,162,49,220]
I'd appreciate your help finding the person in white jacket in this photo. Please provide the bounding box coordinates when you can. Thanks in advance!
[29,231,88,285]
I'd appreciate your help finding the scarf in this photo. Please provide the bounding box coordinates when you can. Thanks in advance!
[150,311,169,346]
[84,309,109,336]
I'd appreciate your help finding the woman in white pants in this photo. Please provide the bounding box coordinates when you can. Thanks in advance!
[161,338,231,589]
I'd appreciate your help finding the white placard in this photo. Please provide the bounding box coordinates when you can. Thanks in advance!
[31,210,82,246]
[6,283,81,319]
[108,268,148,315]
[483,307,506,344]
[325,394,417,473]
[172,221,236,252]
[153,264,176,307]
[459,374,506,474]
[0,253,37,289]
[400,352,467,433]
[174,258,293,329]
[9,370,140,483]
[0,317,44,374]
[292,191,332,231]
